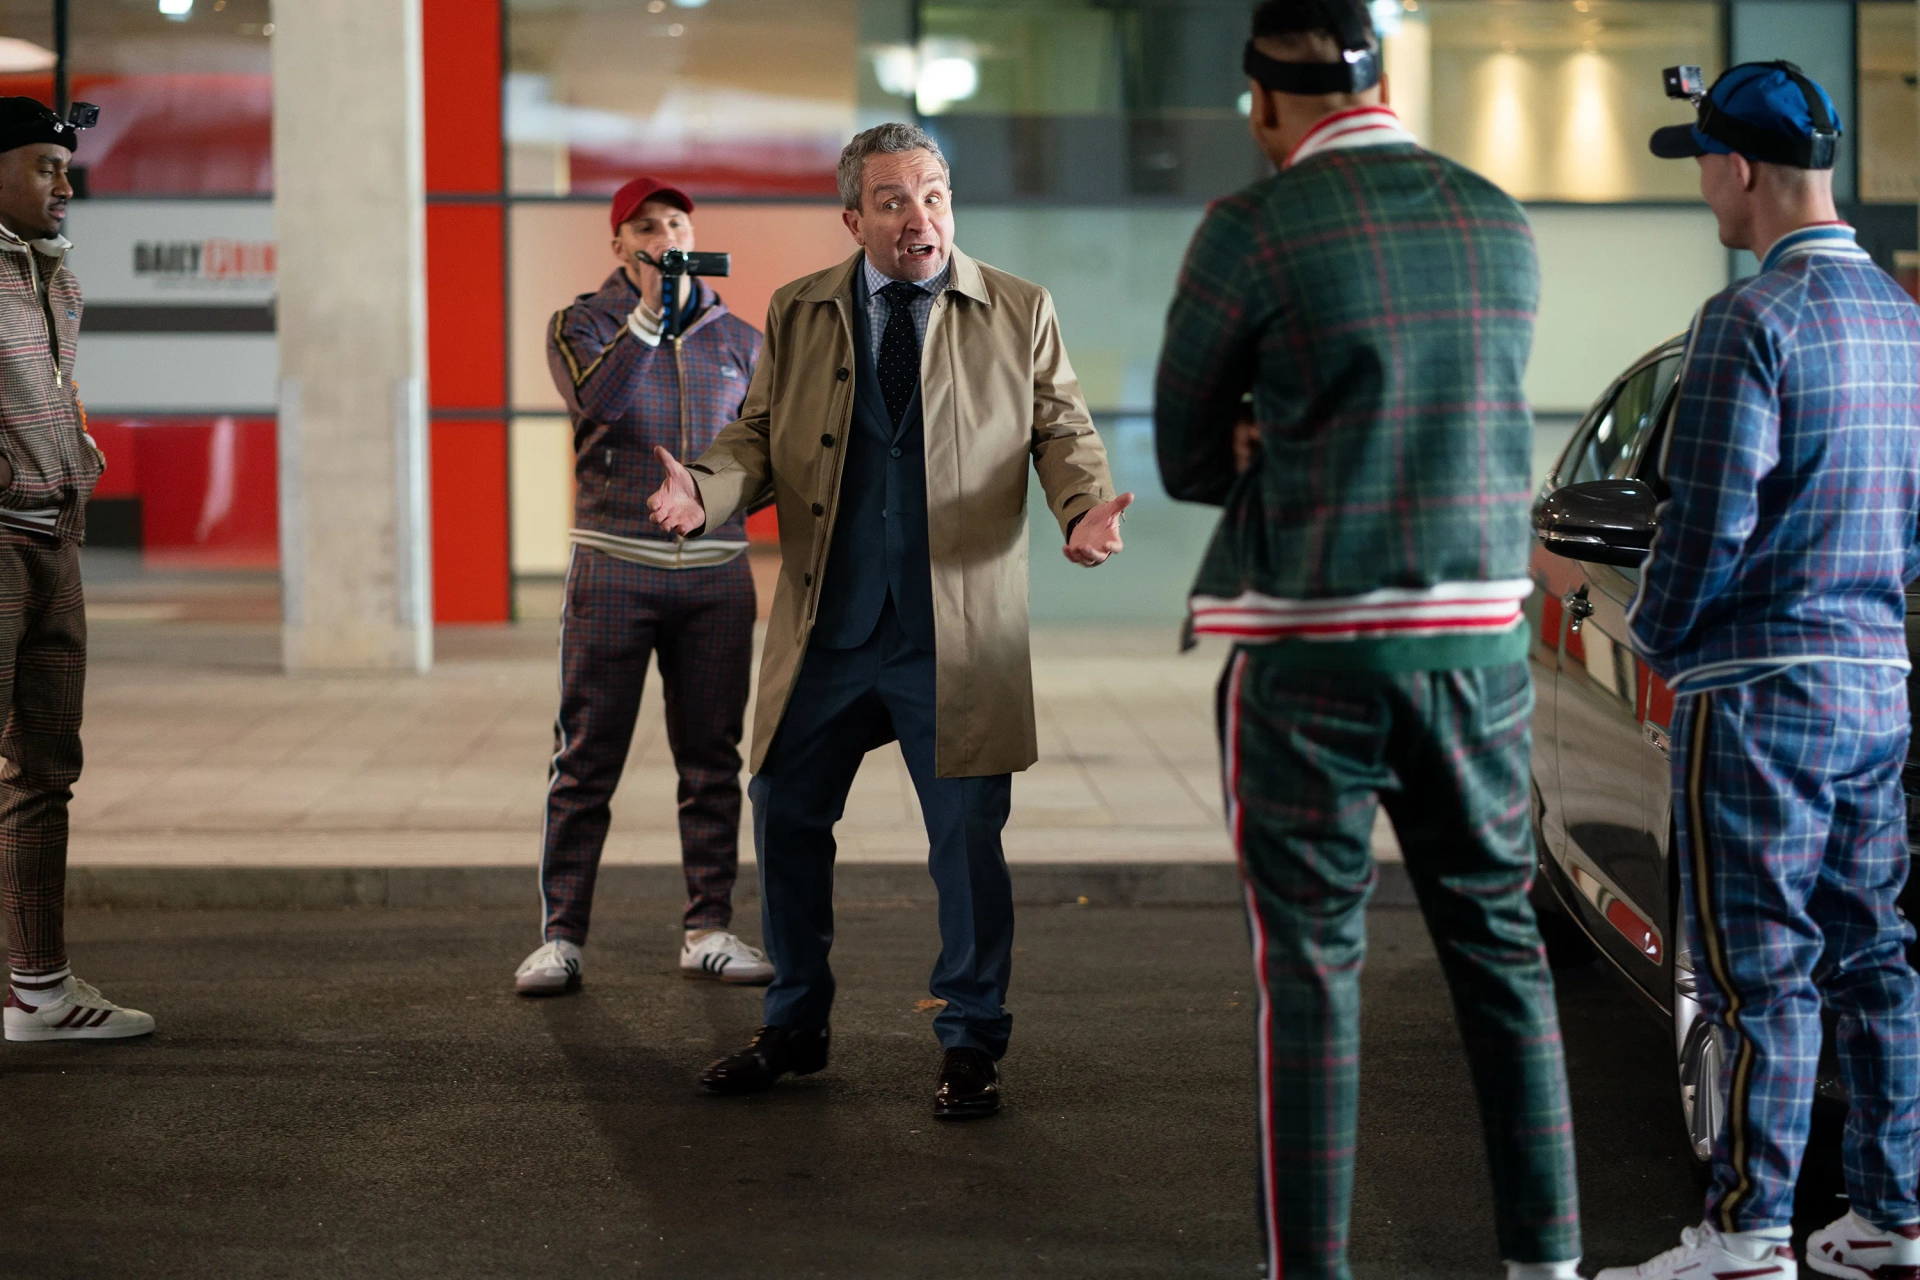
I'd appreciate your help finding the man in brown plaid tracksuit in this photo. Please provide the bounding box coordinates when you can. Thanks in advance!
[0,98,153,1042]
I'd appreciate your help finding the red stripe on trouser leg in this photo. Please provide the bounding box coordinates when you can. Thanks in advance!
[1223,651,1284,1278]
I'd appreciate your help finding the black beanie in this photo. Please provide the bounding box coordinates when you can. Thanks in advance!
[0,99,79,156]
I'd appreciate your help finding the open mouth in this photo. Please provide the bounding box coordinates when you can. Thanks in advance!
[904,243,936,261]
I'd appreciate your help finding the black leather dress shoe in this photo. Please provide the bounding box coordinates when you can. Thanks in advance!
[700,1025,829,1095]
[932,1047,1000,1119]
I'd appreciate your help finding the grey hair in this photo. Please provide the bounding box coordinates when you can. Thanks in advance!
[837,122,951,211]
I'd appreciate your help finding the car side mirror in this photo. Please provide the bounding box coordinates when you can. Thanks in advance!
[1532,478,1658,568]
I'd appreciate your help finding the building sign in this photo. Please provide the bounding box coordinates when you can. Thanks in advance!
[60,200,278,413]
[132,237,276,285]
[63,199,276,304]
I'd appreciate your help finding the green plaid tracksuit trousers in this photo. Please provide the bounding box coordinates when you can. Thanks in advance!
[1218,650,1581,1278]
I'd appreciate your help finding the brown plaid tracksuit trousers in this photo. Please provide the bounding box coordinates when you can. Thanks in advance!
[539,546,755,941]
[0,528,85,974]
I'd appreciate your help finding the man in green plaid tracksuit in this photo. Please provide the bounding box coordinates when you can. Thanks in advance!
[1153,3,1580,1278]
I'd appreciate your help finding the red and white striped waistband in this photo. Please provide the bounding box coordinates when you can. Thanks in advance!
[1190,580,1533,643]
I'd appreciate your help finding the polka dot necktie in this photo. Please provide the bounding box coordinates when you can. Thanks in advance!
[877,280,923,428]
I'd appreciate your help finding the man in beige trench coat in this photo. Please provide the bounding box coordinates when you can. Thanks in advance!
[647,122,1130,1118]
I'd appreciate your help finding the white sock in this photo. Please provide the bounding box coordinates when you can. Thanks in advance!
[1720,1226,1790,1262]
[10,965,70,1008]
[1506,1260,1580,1280]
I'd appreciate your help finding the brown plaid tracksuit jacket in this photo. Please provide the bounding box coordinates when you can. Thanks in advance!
[0,227,102,974]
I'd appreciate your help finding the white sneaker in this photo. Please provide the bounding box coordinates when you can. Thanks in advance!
[1596,1224,1796,1280]
[4,976,155,1041]
[680,930,774,985]
[1807,1211,1920,1280]
[514,939,583,996]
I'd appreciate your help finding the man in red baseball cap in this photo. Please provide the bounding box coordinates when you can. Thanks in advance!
[512,176,771,996]
[605,176,695,320]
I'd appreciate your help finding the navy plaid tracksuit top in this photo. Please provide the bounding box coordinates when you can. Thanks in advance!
[1628,224,1920,694]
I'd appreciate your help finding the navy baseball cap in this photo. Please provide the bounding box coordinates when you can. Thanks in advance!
[1650,61,1841,169]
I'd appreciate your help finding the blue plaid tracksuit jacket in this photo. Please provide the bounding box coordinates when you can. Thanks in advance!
[1629,223,1920,1232]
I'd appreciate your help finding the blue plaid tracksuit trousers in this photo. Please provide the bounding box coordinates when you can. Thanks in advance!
[1673,662,1920,1232]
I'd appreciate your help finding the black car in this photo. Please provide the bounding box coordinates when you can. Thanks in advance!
[1525,334,1920,1173]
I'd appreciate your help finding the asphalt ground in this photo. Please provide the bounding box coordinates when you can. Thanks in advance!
[0,903,1846,1279]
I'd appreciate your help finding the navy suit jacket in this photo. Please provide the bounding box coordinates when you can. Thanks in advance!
[811,282,935,651]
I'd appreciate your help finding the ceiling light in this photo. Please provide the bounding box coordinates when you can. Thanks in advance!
[158,0,193,17]
[870,45,918,98]
[917,56,978,114]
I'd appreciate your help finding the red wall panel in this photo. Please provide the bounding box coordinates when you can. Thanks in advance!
[430,418,509,623]
[88,417,278,569]
[422,0,502,195]
[88,421,139,498]
[424,0,509,624]
[425,202,507,412]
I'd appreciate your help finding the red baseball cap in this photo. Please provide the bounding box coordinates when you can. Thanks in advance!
[609,176,694,233]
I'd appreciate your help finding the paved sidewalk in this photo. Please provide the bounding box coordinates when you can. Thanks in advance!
[78,620,1384,872]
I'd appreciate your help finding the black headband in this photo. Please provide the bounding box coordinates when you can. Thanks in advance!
[1699,61,1837,169]
[0,100,87,157]
[1242,42,1382,96]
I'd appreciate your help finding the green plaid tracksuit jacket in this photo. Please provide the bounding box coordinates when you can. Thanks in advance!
[1154,111,1580,1277]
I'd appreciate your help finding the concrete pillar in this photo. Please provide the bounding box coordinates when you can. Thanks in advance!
[270,0,433,673]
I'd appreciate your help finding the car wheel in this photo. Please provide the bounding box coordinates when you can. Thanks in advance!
[1674,952,1725,1183]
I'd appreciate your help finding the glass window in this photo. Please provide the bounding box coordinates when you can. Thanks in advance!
[1565,353,1680,486]
[0,0,273,196]
[1859,1,1917,202]
[1393,0,1722,203]
[917,0,1264,201]
[506,0,883,198]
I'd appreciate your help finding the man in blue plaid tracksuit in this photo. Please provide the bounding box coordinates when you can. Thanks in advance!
[1602,64,1920,1280]
[510,177,774,997]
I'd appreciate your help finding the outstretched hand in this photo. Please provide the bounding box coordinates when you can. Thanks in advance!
[646,446,706,536]
[1063,492,1134,567]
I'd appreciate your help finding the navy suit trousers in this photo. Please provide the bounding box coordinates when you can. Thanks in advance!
[749,602,1015,1058]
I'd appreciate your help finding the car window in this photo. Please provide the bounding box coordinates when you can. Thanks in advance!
[1564,354,1683,488]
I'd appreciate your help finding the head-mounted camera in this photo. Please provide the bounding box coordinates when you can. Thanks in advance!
[1660,61,1837,169]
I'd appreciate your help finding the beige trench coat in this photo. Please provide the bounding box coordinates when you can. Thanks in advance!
[688,247,1115,778]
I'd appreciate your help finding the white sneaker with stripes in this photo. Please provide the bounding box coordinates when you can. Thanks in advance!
[4,974,155,1041]
[1806,1211,1920,1279]
[1595,1224,1796,1280]
[680,930,774,985]
[514,938,583,996]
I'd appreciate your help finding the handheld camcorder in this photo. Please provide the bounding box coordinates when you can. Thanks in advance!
[637,247,731,339]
